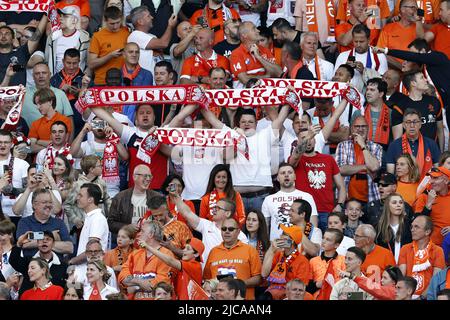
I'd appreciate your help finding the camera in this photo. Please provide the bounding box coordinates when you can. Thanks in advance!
[417,8,425,17]
[347,55,356,63]
[22,146,32,154]
[311,116,320,126]
[91,119,106,130]
[12,64,25,72]
[28,231,45,240]
[36,164,44,173]
[3,165,8,174]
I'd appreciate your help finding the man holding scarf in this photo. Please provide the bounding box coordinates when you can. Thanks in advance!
[386,109,440,179]
[335,116,382,212]
[398,215,445,299]
[261,224,311,300]
[35,121,71,169]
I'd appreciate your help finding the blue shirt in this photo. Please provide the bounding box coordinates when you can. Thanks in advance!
[16,214,71,257]
[121,67,153,123]
[385,136,441,165]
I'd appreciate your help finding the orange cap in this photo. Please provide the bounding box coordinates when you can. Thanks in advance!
[188,237,205,262]
[427,166,450,179]
[279,224,303,245]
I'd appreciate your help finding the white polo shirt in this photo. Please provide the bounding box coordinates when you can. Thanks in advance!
[77,208,109,255]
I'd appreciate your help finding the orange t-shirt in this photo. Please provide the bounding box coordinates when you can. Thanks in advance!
[200,191,246,227]
[190,7,240,45]
[429,23,450,59]
[335,22,380,52]
[118,247,177,300]
[89,26,130,85]
[229,44,276,85]
[175,260,203,300]
[393,0,440,24]
[29,112,73,141]
[396,181,419,209]
[398,242,445,295]
[377,22,417,62]
[415,190,450,246]
[361,245,396,277]
[56,0,90,18]
[164,219,193,250]
[336,0,390,23]
[167,197,196,225]
[309,254,346,282]
[203,241,262,300]
[270,251,312,285]
[104,247,133,273]
[180,52,230,81]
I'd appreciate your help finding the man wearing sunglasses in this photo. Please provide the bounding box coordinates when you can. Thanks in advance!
[203,217,261,300]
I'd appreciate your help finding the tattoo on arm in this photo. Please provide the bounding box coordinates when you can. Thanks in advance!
[30,29,42,42]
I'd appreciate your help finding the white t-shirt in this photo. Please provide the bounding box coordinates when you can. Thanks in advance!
[77,208,109,255]
[0,155,29,216]
[128,31,156,76]
[336,236,355,256]
[84,112,134,142]
[262,189,318,241]
[229,126,276,187]
[195,218,248,269]
[131,192,147,225]
[16,190,62,218]
[177,145,224,200]
[334,49,388,79]
[55,31,81,73]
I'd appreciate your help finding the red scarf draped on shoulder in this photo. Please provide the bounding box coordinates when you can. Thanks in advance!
[364,103,390,146]
[402,133,433,178]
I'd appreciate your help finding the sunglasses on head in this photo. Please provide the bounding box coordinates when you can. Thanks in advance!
[221,227,237,232]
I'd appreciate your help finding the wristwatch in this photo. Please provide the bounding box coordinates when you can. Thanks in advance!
[338,203,345,211]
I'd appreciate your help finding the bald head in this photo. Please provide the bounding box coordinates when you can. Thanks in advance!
[177,21,192,39]
[238,21,259,43]
[357,224,376,241]
[134,164,151,175]
[194,28,214,52]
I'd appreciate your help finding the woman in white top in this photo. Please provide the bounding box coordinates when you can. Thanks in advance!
[0,220,18,283]
[375,193,412,263]
[84,260,118,300]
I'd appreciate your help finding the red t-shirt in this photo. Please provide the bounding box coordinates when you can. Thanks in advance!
[291,153,340,212]
[175,260,203,300]
[21,285,64,300]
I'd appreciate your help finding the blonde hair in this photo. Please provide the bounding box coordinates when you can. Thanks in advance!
[396,153,420,183]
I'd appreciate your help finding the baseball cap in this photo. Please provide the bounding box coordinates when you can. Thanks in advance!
[427,166,450,179]
[188,237,205,262]
[57,6,80,19]
[374,172,397,185]
[279,224,303,245]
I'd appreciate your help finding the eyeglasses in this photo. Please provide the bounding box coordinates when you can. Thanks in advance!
[134,173,153,179]
[378,183,393,187]
[216,206,228,212]
[86,250,103,255]
[354,234,368,239]
[404,120,421,126]
[401,5,417,9]
[221,227,237,232]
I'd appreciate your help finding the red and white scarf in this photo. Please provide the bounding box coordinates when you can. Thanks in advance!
[102,133,120,183]
[0,0,62,40]
[0,86,26,131]
[137,127,249,163]
[43,143,73,169]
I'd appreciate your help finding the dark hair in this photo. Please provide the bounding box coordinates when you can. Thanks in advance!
[402,71,422,91]
[337,64,355,78]
[64,283,84,300]
[161,174,185,196]
[384,265,403,284]
[408,38,429,52]
[282,41,302,61]
[0,129,12,141]
[437,289,450,299]
[64,48,81,60]
[346,198,362,209]
[352,24,370,38]
[329,212,347,225]
[51,120,69,133]
[242,209,270,252]
[155,60,174,74]
[245,78,259,88]
[291,199,312,222]
[278,162,295,172]
[0,220,16,237]
[402,108,422,120]
[204,164,236,201]
[272,18,293,31]
[104,6,122,20]
[219,277,241,298]
[257,26,273,40]
[398,276,417,295]
[0,26,14,38]
[209,67,227,77]
[54,154,72,178]
[235,108,256,125]
[80,183,103,206]
[148,195,168,211]
[366,78,388,98]
[346,246,366,263]
[324,228,344,244]
[33,88,56,108]
[234,279,246,298]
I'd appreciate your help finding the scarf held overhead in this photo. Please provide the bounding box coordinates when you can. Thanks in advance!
[0,86,26,131]
[0,0,61,40]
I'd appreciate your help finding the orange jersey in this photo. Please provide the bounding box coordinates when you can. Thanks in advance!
[175,260,203,300]
[377,22,417,63]
[29,112,73,141]
[229,44,276,85]
[104,247,133,273]
[270,251,312,285]
[89,27,129,85]
[180,51,230,81]
[396,181,419,209]
[336,0,390,24]
[190,7,240,45]
[309,255,346,282]
[200,191,246,228]
[203,241,262,300]
[429,23,450,59]
[163,219,193,250]
[335,22,380,52]
[398,242,445,295]
[118,247,177,300]
[361,245,396,277]
[415,190,450,245]
[56,0,90,18]
[394,0,440,24]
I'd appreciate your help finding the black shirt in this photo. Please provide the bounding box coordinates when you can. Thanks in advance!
[213,40,240,59]
[0,45,30,86]
[391,94,443,140]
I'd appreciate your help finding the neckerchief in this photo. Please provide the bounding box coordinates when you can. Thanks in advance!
[102,132,120,183]
[401,133,432,178]
[364,103,390,145]
[89,282,102,300]
[289,60,304,79]
[60,68,80,100]
[122,64,141,83]
[267,249,300,285]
